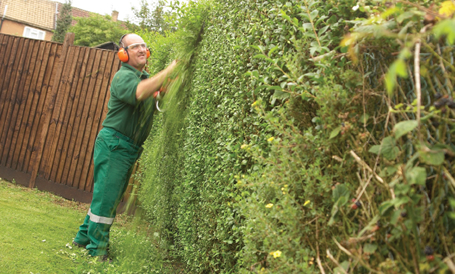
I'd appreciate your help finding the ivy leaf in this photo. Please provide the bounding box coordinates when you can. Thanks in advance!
[363,243,378,254]
[418,146,445,166]
[360,114,369,124]
[329,126,342,139]
[433,19,455,44]
[390,210,401,225]
[405,166,426,185]
[379,197,410,215]
[379,165,398,177]
[385,59,408,95]
[385,68,397,95]
[379,200,394,215]
[334,261,350,274]
[395,59,408,78]
[369,145,381,155]
[359,215,380,237]
[369,137,399,161]
[394,120,418,139]
[332,184,349,202]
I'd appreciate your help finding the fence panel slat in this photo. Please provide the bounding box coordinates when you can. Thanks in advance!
[0,38,28,164]
[25,43,61,173]
[67,49,97,188]
[74,50,106,190]
[48,47,82,182]
[0,37,21,155]
[83,51,115,192]
[86,54,121,192]
[15,41,50,171]
[8,39,40,168]
[56,46,87,184]
[29,33,74,188]
[61,47,91,185]
[40,46,77,178]
[0,36,15,104]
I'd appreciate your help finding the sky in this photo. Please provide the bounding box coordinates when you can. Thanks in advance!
[54,0,158,22]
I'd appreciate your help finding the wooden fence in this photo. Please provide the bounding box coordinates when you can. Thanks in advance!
[0,33,135,204]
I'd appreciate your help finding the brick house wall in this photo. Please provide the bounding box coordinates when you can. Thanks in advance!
[0,0,56,30]
[0,0,56,40]
[57,2,92,27]
[0,0,116,41]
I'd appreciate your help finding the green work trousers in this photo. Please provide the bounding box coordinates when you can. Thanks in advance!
[73,127,141,256]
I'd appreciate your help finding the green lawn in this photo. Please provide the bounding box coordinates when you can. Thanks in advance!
[0,178,178,274]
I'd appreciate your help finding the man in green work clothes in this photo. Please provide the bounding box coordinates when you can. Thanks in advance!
[72,33,177,261]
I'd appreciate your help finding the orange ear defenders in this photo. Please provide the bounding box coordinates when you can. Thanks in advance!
[117,34,151,62]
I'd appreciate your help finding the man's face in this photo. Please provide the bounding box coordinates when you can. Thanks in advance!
[123,34,147,71]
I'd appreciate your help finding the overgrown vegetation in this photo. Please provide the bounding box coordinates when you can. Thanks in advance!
[132,0,455,273]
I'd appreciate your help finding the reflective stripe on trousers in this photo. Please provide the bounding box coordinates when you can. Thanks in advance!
[88,208,114,225]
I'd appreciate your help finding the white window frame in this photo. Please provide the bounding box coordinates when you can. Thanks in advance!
[23,26,46,40]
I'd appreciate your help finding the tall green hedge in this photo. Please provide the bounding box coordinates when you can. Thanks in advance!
[137,0,455,273]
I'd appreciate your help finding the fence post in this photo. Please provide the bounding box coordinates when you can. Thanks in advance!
[28,32,74,188]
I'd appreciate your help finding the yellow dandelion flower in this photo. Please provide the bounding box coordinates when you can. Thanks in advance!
[439,1,455,17]
[304,200,311,206]
[267,137,275,142]
[265,203,273,208]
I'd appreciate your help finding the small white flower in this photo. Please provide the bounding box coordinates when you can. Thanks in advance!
[352,4,359,11]
[42,239,46,242]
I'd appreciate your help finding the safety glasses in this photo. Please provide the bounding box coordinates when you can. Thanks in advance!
[125,43,147,51]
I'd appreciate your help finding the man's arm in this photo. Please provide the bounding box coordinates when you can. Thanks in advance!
[136,60,178,101]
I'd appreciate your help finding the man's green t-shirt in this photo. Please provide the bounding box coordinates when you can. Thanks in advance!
[102,63,155,146]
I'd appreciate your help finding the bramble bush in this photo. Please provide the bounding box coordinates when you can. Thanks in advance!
[137,0,455,273]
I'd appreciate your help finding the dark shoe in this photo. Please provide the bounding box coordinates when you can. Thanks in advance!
[98,254,113,263]
[72,241,87,248]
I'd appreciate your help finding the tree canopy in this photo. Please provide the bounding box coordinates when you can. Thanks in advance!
[126,0,174,34]
[69,14,126,47]
[52,0,72,43]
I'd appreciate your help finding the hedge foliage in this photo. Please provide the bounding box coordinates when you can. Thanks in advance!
[137,0,455,273]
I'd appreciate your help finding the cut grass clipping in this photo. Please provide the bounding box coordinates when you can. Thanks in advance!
[0,178,176,274]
